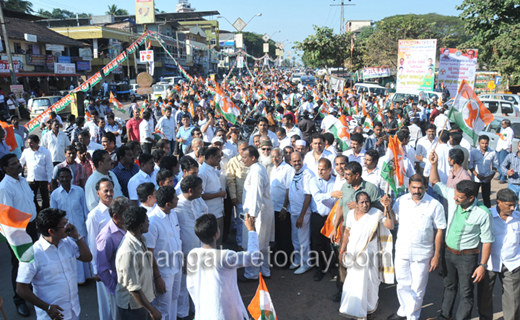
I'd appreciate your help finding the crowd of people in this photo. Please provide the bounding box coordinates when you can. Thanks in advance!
[0,69,519,320]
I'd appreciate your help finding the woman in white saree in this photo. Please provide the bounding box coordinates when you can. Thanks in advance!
[339,192,395,319]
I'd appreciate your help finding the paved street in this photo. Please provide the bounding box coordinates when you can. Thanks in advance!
[0,176,506,320]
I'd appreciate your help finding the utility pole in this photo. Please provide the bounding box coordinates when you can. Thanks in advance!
[330,0,355,34]
[0,1,20,117]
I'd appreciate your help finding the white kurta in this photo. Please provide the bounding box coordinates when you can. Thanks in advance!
[242,162,275,249]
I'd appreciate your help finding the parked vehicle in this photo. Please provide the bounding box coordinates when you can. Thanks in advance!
[355,83,387,96]
[152,84,168,100]
[480,98,519,117]
[291,72,305,84]
[160,76,183,85]
[479,93,520,114]
[300,74,316,87]
[29,96,67,119]
[129,84,143,100]
[469,115,520,153]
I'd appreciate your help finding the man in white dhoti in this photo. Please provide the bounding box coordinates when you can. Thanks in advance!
[385,174,446,320]
[239,145,275,281]
[280,151,315,275]
[338,192,395,319]
[175,175,208,319]
[187,213,260,320]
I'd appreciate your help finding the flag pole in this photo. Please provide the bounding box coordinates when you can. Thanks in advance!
[433,117,450,151]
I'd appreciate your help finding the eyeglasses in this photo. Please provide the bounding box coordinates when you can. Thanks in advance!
[55,219,70,229]
[261,148,272,151]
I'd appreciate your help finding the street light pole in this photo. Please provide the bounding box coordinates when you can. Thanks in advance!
[0,1,19,117]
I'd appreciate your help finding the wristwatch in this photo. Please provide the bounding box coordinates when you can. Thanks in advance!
[478,263,488,269]
[72,235,83,242]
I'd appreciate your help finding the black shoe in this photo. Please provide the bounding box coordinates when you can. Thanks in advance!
[17,303,30,317]
[330,291,342,302]
[387,313,407,320]
[237,274,257,283]
[314,270,325,281]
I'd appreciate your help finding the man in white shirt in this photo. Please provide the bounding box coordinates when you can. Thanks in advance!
[416,124,438,173]
[84,150,123,211]
[384,174,445,320]
[174,175,207,319]
[280,152,315,275]
[304,133,336,176]
[139,111,154,154]
[240,146,275,281]
[496,119,514,183]
[16,208,92,320]
[270,148,295,268]
[201,111,217,144]
[86,178,116,320]
[187,213,260,320]
[41,119,70,166]
[434,107,451,135]
[145,186,182,320]
[78,130,103,157]
[408,118,423,148]
[0,153,39,316]
[20,134,53,212]
[248,117,279,147]
[137,182,157,215]
[309,158,336,281]
[156,106,176,155]
[362,149,384,195]
[199,147,226,247]
[215,129,238,159]
[469,135,498,208]
[276,127,291,150]
[343,133,366,167]
[477,188,520,320]
[282,114,302,139]
[105,113,123,147]
[128,153,157,206]
[50,167,90,284]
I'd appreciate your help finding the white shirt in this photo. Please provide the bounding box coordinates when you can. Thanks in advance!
[309,175,336,216]
[408,124,423,147]
[300,101,314,113]
[459,137,472,152]
[0,175,37,221]
[19,146,53,182]
[86,202,111,275]
[469,148,498,183]
[187,232,260,320]
[362,167,384,195]
[496,126,514,152]
[17,236,81,320]
[248,130,279,147]
[487,207,520,272]
[175,194,207,255]
[303,149,336,177]
[393,193,446,261]
[223,142,238,159]
[288,166,315,216]
[343,148,366,167]
[156,115,176,141]
[333,175,346,192]
[127,169,156,203]
[285,125,302,139]
[270,161,295,212]
[139,119,153,143]
[84,170,124,211]
[50,185,89,237]
[279,136,291,150]
[326,145,337,157]
[104,123,122,147]
[434,113,451,134]
[416,136,438,168]
[145,206,182,276]
[199,162,224,218]
[41,130,71,163]
[86,141,103,157]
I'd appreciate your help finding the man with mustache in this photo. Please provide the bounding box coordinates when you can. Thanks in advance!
[384,174,446,320]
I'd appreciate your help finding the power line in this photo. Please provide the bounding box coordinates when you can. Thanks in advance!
[330,0,355,33]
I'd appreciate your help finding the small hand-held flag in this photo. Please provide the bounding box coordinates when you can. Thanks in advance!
[248,273,277,320]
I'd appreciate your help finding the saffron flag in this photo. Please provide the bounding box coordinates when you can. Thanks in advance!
[320,201,340,245]
[448,80,494,145]
[248,273,278,320]
[189,101,195,117]
[381,135,406,195]
[0,204,34,262]
[109,92,126,114]
[329,119,350,151]
[0,121,18,151]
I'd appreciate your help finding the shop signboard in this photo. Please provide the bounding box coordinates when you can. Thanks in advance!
[54,63,76,74]
[76,61,91,71]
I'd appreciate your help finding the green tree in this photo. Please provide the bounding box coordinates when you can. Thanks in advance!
[106,4,118,15]
[457,0,520,82]
[240,31,277,59]
[3,0,33,13]
[294,26,350,69]
[36,8,51,18]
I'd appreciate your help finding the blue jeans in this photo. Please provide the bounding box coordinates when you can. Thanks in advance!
[498,150,510,181]
[509,183,520,210]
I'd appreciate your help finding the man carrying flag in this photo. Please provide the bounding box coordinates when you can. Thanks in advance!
[0,153,38,317]
[187,213,261,320]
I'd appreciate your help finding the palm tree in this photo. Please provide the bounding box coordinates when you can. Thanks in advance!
[106,4,118,15]
[3,0,34,14]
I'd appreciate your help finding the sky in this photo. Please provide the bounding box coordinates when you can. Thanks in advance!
[31,0,464,57]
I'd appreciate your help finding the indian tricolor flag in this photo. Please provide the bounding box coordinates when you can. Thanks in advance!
[381,135,406,195]
[214,87,241,125]
[109,92,126,114]
[0,204,34,262]
[318,104,329,119]
[448,80,494,145]
[329,117,350,151]
[248,273,277,320]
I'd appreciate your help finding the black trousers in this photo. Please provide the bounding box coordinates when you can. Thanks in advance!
[29,180,49,213]
[274,211,293,267]
[477,182,491,208]
[9,221,38,305]
[141,142,152,155]
[222,191,233,242]
[310,212,332,272]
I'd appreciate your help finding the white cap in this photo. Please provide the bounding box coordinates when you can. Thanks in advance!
[295,140,306,146]
[211,136,224,144]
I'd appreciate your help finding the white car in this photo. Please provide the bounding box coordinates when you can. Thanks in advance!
[129,84,143,100]
[354,83,387,96]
